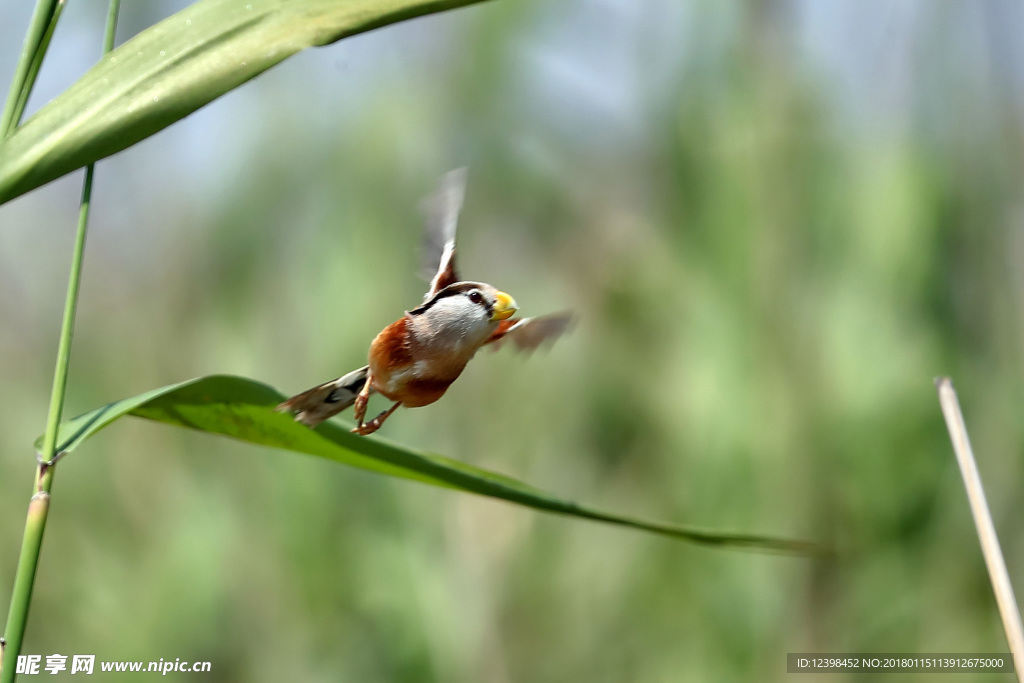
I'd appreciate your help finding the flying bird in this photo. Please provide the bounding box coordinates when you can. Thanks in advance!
[277,169,572,435]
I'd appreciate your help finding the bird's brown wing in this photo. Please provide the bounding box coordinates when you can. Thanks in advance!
[485,312,574,351]
[420,167,467,300]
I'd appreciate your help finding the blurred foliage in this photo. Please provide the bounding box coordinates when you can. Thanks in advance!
[2,0,1024,681]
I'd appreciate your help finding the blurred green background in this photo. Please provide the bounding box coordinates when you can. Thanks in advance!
[2,1,1023,680]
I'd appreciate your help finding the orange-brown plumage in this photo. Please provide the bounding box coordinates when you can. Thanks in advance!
[487,319,519,344]
[369,317,413,376]
[276,169,570,435]
[367,316,460,407]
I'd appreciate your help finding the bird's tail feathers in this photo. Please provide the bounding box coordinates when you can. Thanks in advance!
[276,365,372,427]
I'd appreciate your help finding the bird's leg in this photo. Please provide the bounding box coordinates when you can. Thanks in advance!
[351,401,401,436]
[352,372,374,429]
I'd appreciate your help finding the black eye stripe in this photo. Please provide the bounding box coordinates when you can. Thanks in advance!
[408,281,491,316]
[476,293,494,317]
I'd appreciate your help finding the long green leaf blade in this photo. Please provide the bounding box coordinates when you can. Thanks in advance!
[40,375,818,554]
[0,0,488,205]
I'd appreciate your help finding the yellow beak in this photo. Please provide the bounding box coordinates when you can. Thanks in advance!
[492,291,518,321]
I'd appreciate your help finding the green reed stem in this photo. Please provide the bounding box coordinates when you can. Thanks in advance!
[0,4,119,681]
[0,0,62,140]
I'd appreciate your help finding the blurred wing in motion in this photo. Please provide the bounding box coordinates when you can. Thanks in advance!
[486,312,574,351]
[420,167,468,300]
[276,365,372,427]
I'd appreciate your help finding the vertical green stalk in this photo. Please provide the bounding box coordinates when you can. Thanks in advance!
[7,2,67,142]
[0,4,120,681]
[0,0,63,140]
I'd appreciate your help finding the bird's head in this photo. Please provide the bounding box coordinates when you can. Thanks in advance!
[407,281,517,347]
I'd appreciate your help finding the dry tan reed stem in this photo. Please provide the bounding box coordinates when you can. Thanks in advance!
[936,377,1024,681]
